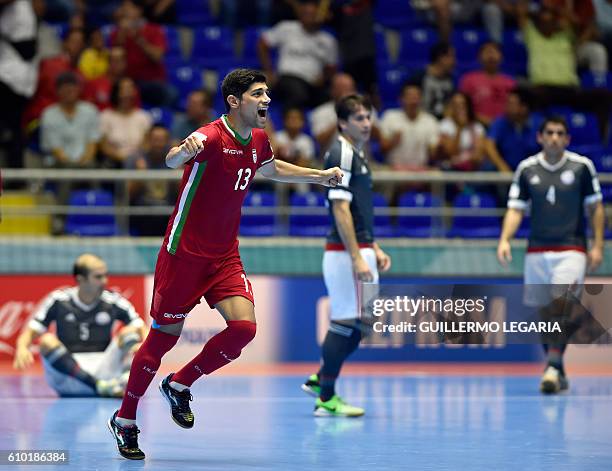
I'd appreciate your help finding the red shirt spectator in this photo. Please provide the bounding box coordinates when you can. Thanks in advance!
[109,0,166,83]
[459,42,516,126]
[23,29,85,127]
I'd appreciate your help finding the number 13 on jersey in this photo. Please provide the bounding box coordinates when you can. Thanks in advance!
[234,168,252,191]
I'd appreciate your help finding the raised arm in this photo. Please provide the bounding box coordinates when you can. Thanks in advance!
[258,159,343,187]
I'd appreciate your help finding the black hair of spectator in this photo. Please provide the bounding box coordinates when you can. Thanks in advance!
[335,94,372,123]
[109,77,133,108]
[193,88,213,108]
[400,79,422,96]
[282,107,304,120]
[508,87,531,108]
[452,92,477,124]
[539,115,569,134]
[55,71,80,89]
[429,42,453,64]
[221,68,267,112]
[478,41,502,54]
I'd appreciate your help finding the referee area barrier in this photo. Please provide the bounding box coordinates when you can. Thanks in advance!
[1,168,612,276]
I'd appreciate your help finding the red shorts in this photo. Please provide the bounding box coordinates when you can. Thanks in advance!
[150,248,254,325]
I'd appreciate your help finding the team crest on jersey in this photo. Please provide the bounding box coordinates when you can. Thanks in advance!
[65,313,76,322]
[252,148,257,163]
[529,175,541,185]
[560,170,575,185]
[95,311,111,325]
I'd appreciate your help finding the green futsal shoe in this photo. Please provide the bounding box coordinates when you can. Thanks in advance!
[301,374,321,397]
[314,395,365,417]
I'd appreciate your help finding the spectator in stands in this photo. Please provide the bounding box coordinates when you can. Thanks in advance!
[541,0,608,78]
[126,124,177,236]
[110,0,174,107]
[23,28,85,136]
[309,72,357,151]
[33,0,63,61]
[593,0,612,57]
[83,47,133,111]
[484,89,540,172]
[515,0,611,137]
[459,41,516,127]
[40,71,100,170]
[436,92,485,171]
[379,82,440,171]
[140,0,177,24]
[275,108,316,166]
[78,27,109,80]
[171,89,214,142]
[0,0,37,169]
[411,0,504,43]
[257,0,338,111]
[410,42,456,120]
[99,77,152,167]
[328,0,378,99]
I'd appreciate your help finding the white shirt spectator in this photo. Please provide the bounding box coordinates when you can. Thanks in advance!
[439,118,485,153]
[41,102,100,164]
[380,109,440,168]
[0,0,38,97]
[275,130,315,163]
[100,109,152,160]
[262,21,338,84]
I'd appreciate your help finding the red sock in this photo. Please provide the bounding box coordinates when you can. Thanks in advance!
[172,320,256,387]
[118,328,179,420]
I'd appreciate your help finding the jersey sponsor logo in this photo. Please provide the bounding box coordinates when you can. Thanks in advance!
[529,175,541,185]
[163,312,189,319]
[252,148,257,163]
[223,148,243,155]
[560,170,575,185]
[95,311,111,325]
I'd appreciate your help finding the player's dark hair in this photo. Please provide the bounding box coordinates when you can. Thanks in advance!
[221,68,267,112]
[539,115,569,134]
[429,42,453,63]
[73,260,90,278]
[335,94,372,123]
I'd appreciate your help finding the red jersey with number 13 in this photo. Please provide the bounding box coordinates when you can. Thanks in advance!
[163,115,275,259]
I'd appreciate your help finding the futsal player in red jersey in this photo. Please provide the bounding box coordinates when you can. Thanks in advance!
[107,68,343,460]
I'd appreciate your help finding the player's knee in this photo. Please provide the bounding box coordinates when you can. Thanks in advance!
[228,320,257,346]
[38,333,61,355]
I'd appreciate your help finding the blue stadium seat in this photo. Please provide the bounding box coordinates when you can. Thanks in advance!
[176,0,214,26]
[452,28,489,63]
[447,193,501,238]
[501,29,527,74]
[192,26,236,69]
[374,26,391,64]
[242,27,274,68]
[240,192,277,236]
[591,146,612,173]
[397,191,443,238]
[289,192,329,237]
[564,112,601,146]
[168,64,203,109]
[377,64,411,108]
[373,0,418,29]
[163,25,183,62]
[373,193,395,237]
[145,106,174,129]
[65,190,117,236]
[399,28,437,66]
[580,71,612,90]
